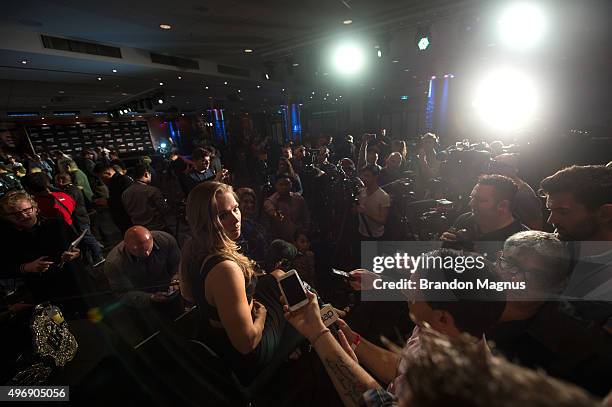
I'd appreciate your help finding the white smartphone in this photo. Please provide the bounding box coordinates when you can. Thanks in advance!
[277,269,309,311]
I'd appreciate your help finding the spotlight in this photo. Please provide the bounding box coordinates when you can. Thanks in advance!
[498,2,546,49]
[158,98,164,104]
[415,26,431,50]
[332,43,365,75]
[472,68,538,132]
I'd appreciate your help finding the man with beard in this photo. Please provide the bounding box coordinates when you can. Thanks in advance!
[539,165,612,301]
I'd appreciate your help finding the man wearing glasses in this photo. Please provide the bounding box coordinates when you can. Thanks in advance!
[0,191,85,314]
[488,230,612,397]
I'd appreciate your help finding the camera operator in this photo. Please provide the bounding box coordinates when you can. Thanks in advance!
[378,152,404,186]
[441,175,528,254]
[357,134,382,171]
[356,164,391,240]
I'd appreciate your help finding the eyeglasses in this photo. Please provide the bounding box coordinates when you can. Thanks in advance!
[7,206,34,218]
[497,255,527,280]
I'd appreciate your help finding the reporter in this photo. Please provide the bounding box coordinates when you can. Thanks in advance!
[283,290,381,407]
[0,191,87,313]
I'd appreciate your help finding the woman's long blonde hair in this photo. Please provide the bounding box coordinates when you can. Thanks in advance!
[181,181,254,287]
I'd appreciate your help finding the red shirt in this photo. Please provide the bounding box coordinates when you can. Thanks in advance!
[35,192,76,226]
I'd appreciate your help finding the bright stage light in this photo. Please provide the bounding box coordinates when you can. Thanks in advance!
[332,43,365,75]
[498,3,546,49]
[472,68,538,132]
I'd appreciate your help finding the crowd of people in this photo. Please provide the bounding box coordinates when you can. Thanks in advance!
[1,125,611,406]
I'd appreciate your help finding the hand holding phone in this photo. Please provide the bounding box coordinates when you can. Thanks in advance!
[278,269,309,311]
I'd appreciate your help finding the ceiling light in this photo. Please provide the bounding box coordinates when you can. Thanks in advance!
[159,82,164,86]
[158,98,164,104]
[97,77,102,81]
[377,49,382,58]
[171,95,176,98]
[498,3,546,49]
[343,19,353,25]
[224,81,228,85]
[257,85,261,89]
[238,89,241,93]
[205,86,209,89]
[392,60,399,63]
[292,63,299,67]
[265,73,270,80]
[58,90,65,94]
[159,24,172,30]
[244,49,253,53]
[333,43,366,75]
[21,60,27,64]
[112,69,117,73]
[177,76,182,80]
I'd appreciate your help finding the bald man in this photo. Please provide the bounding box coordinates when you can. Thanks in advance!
[104,226,180,308]
[490,153,543,230]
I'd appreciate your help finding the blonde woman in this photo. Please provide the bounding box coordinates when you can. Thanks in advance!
[180,181,300,383]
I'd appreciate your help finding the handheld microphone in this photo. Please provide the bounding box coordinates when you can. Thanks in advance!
[320,303,340,336]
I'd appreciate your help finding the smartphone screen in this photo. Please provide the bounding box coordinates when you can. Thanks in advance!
[279,273,307,307]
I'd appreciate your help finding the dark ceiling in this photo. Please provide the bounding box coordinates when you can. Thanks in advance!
[0,0,610,128]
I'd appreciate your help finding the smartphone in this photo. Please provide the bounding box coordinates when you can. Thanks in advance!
[331,268,350,280]
[277,269,309,311]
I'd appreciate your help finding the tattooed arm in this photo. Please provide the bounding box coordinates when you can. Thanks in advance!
[283,290,381,407]
[313,331,382,406]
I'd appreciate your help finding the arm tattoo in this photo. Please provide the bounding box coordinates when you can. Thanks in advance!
[323,356,368,405]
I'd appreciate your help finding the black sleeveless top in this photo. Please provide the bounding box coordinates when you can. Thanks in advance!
[189,254,258,325]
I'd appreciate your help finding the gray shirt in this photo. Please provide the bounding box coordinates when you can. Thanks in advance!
[122,181,170,231]
[104,231,180,307]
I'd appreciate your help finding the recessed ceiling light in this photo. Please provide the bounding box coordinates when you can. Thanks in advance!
[392,60,399,63]
[159,24,172,30]
[256,85,261,89]
[112,69,117,73]
[282,88,285,91]
[292,63,299,67]
[244,49,253,53]
[97,77,102,81]
[171,95,176,98]
[177,76,182,80]
[105,100,110,103]
[224,81,228,85]
[238,89,241,93]
[205,86,209,89]
[159,82,164,86]
[181,113,185,116]
[343,19,353,25]
[21,60,27,64]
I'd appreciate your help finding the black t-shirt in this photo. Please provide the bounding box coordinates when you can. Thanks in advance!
[442,212,529,255]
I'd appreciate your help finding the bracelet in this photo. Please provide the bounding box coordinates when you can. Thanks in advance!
[351,333,361,351]
[310,328,331,346]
